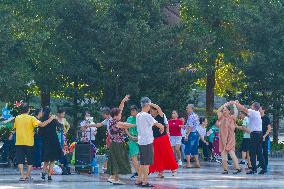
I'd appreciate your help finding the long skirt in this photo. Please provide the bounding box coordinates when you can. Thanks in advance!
[106,142,131,175]
[149,135,178,173]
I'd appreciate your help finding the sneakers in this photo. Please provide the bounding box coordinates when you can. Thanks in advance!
[178,160,183,166]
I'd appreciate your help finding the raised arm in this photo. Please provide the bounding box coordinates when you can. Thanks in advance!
[119,95,130,111]
[233,101,248,115]
[150,103,163,117]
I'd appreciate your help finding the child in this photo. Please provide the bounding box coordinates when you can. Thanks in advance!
[207,119,220,162]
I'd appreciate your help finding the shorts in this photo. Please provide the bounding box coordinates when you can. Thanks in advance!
[139,143,154,165]
[241,138,250,152]
[16,145,34,165]
[170,136,182,146]
[185,132,199,156]
[128,140,139,157]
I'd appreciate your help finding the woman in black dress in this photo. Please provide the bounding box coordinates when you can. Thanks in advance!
[40,107,63,181]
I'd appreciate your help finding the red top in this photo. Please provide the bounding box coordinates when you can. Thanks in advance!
[168,119,184,136]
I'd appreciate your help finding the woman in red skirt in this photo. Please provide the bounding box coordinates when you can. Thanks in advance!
[149,103,178,178]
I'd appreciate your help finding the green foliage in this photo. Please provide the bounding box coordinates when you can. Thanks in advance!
[0,127,13,141]
[270,142,284,152]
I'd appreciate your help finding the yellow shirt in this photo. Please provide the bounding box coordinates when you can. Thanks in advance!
[14,114,40,146]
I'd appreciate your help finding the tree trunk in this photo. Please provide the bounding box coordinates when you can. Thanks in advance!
[40,88,50,107]
[272,109,280,143]
[73,80,79,127]
[206,68,216,116]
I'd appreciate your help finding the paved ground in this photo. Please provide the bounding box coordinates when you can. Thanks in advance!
[1,159,284,189]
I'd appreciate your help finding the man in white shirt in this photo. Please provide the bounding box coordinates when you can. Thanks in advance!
[135,97,164,188]
[233,101,266,174]
[80,112,97,144]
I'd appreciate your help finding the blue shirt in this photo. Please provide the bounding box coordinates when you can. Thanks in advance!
[186,112,199,132]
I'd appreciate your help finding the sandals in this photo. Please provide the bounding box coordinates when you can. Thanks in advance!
[142,183,155,188]
[157,174,164,179]
[233,169,242,175]
[25,176,33,181]
[222,170,229,174]
[135,182,143,186]
[19,177,26,181]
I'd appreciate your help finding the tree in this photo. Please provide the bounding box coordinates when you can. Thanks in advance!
[236,0,284,142]
[180,0,244,115]
[0,2,33,102]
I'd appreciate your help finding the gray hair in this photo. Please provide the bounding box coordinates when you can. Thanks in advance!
[252,102,261,111]
[140,97,151,107]
[187,104,194,109]
[100,107,111,115]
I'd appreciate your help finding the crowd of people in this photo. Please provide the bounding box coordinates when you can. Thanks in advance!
[10,96,271,187]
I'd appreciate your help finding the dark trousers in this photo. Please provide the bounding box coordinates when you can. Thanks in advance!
[199,140,209,160]
[249,131,266,171]
[33,135,42,167]
[1,139,13,162]
[262,137,269,167]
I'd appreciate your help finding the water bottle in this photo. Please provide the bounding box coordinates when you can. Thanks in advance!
[92,158,99,174]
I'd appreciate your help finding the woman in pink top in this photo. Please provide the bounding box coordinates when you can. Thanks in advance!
[216,102,241,175]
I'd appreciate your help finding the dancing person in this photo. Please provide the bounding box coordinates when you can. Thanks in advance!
[135,97,164,188]
[106,108,135,185]
[40,107,63,181]
[149,104,178,178]
[168,110,184,166]
[238,111,252,169]
[33,108,43,169]
[14,103,54,181]
[197,117,209,161]
[89,95,130,174]
[184,104,200,168]
[232,101,267,174]
[260,106,271,168]
[216,103,241,174]
[125,105,140,179]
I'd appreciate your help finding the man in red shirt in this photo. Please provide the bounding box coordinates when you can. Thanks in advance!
[168,110,184,166]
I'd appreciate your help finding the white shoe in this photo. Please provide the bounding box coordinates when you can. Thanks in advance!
[178,160,183,166]
[107,178,115,183]
[113,180,126,185]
